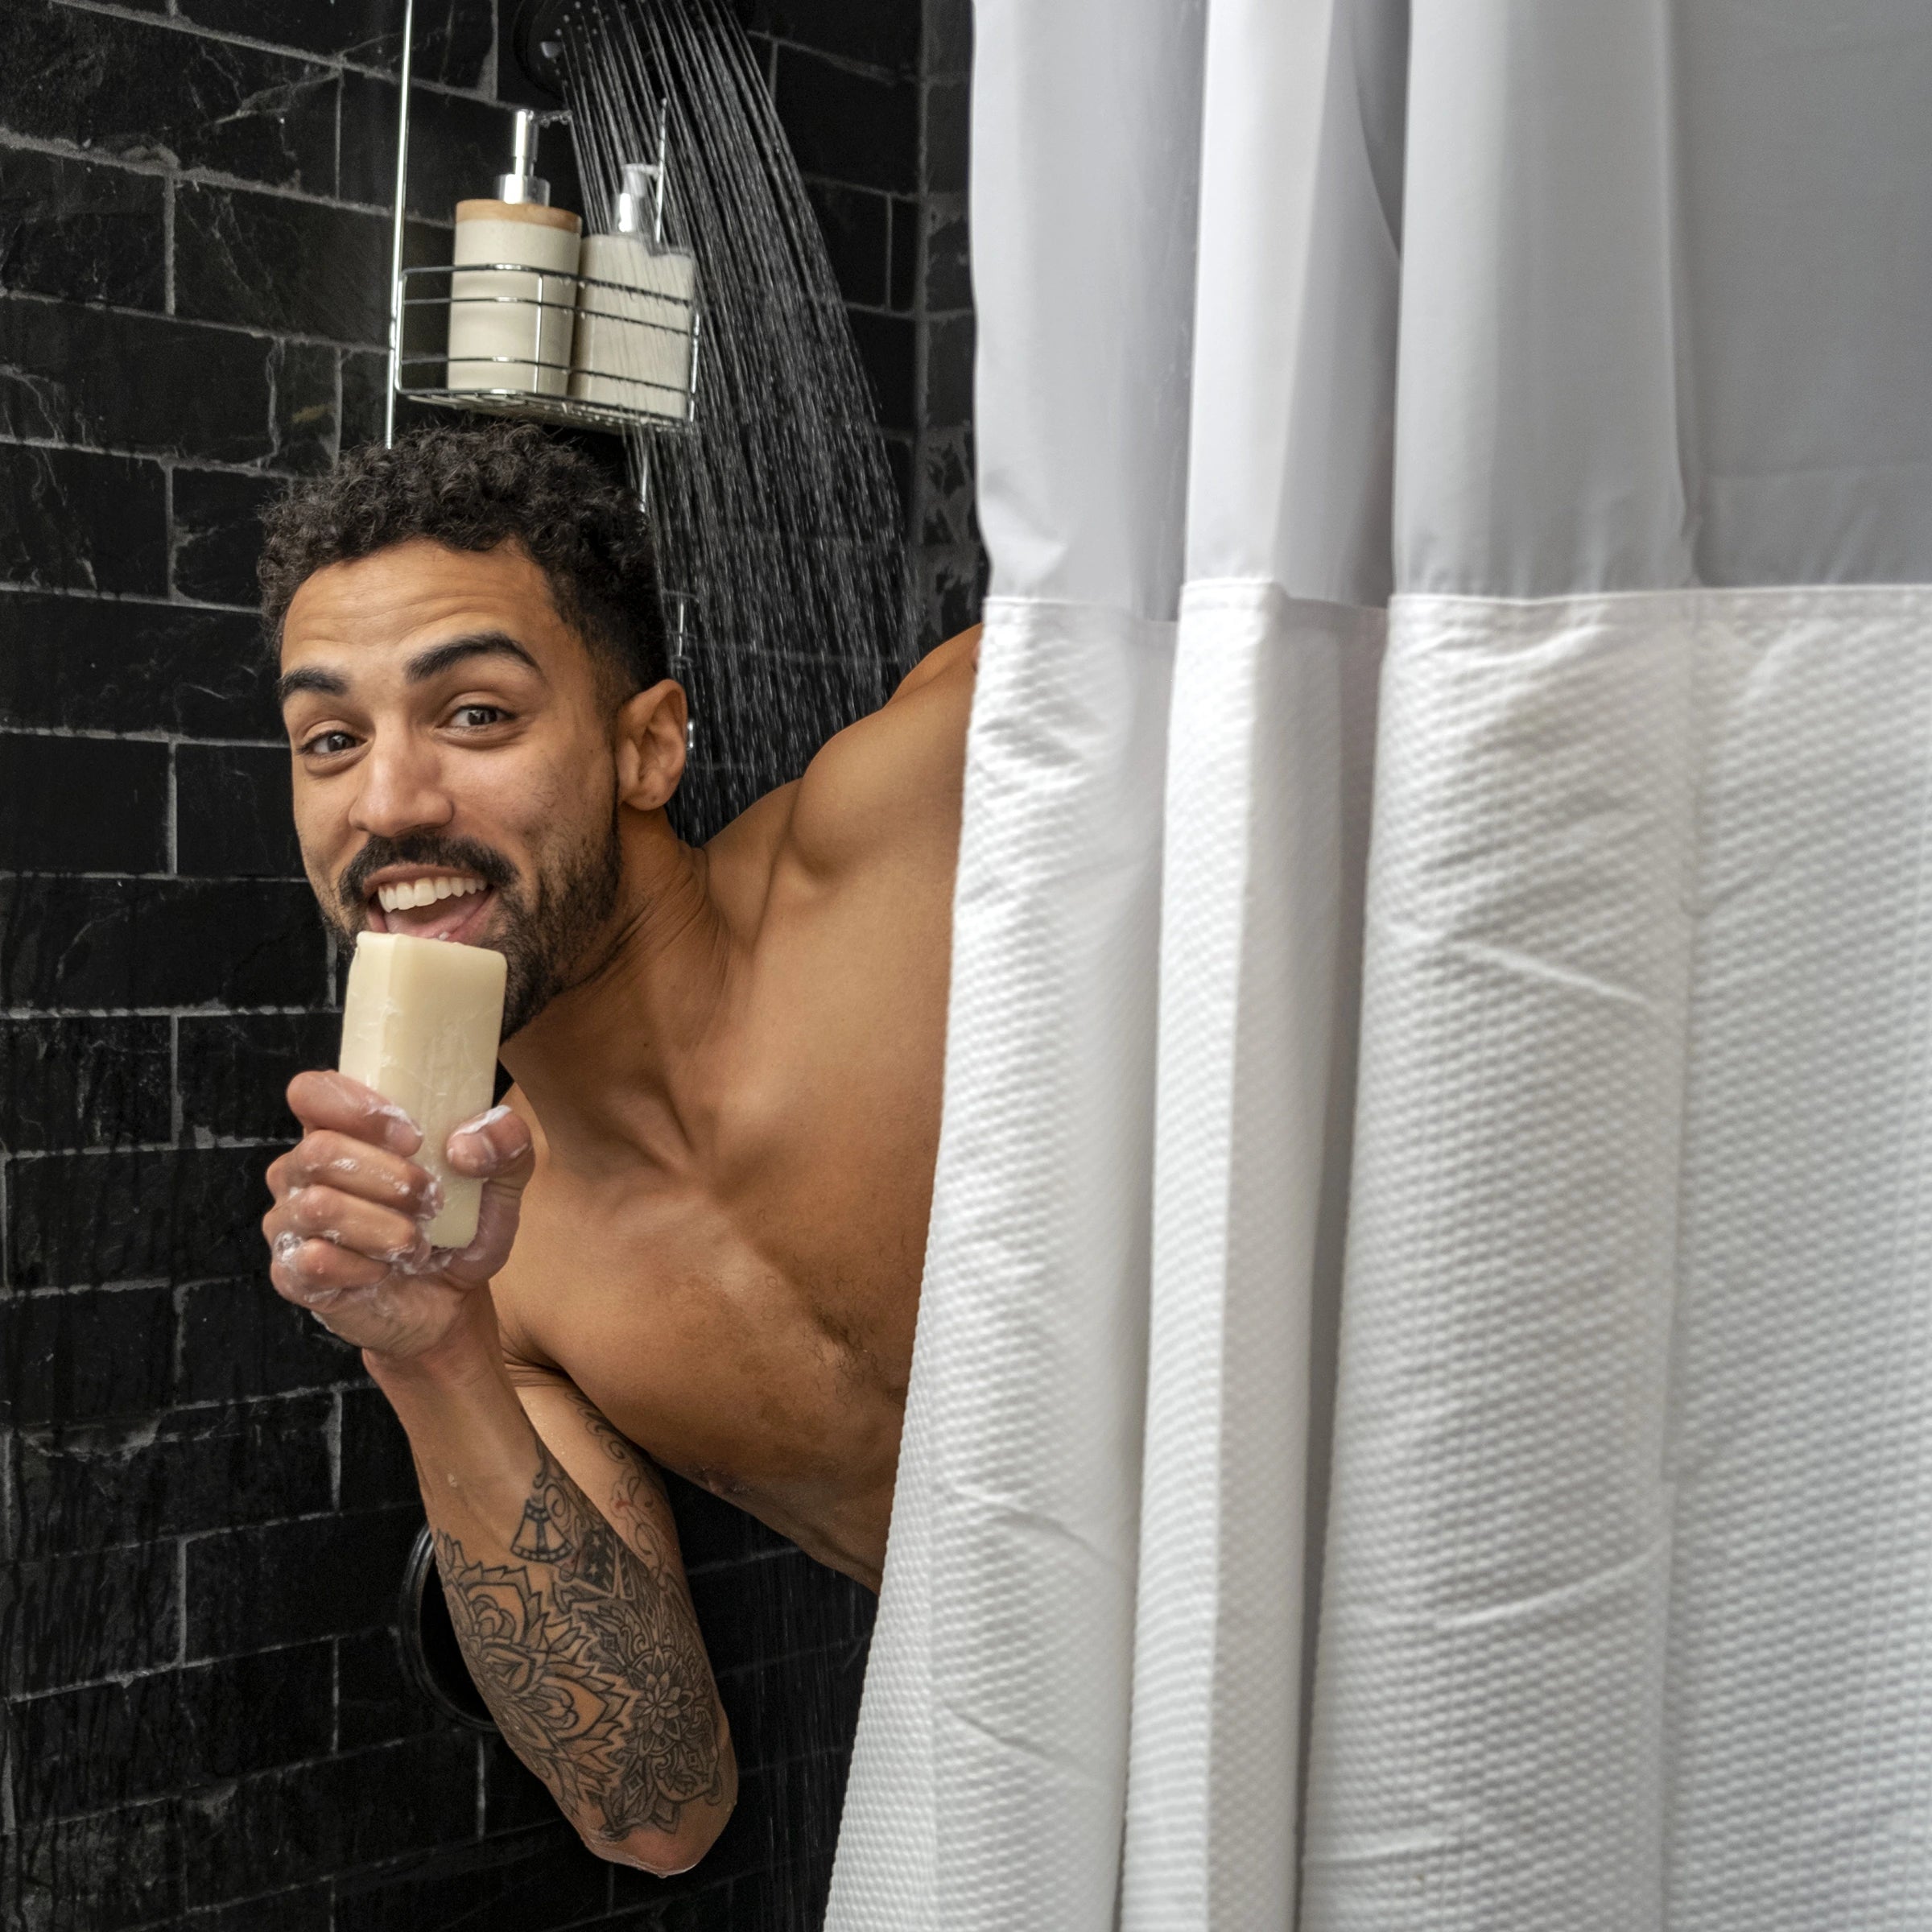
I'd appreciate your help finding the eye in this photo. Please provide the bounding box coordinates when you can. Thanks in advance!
[298,729,359,758]
[449,703,510,730]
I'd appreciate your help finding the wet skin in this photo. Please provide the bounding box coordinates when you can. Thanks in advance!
[262,537,972,1868]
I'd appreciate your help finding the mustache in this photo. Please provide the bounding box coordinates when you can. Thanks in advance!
[336,833,518,912]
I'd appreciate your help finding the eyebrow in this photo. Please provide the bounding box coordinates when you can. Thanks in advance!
[276,632,544,708]
[404,632,544,683]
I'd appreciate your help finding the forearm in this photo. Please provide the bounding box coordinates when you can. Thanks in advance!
[369,1303,734,1872]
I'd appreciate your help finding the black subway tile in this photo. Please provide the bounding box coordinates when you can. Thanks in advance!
[14,1393,334,1555]
[848,308,914,435]
[1,1538,179,1694]
[179,1009,337,1143]
[7,1795,182,1931]
[339,72,526,222]
[175,1275,359,1406]
[925,76,971,197]
[171,466,283,609]
[926,0,972,80]
[0,593,275,738]
[11,1640,334,1823]
[0,730,168,873]
[0,443,167,595]
[885,430,913,529]
[0,1283,174,1425]
[715,1638,865,1777]
[747,0,919,73]
[923,201,971,312]
[922,311,974,431]
[332,1824,610,1932]
[0,299,337,472]
[335,1624,444,1750]
[175,182,394,348]
[0,874,329,1007]
[480,1729,564,1836]
[0,1014,171,1150]
[773,47,917,196]
[683,1544,873,1676]
[0,2,338,195]
[176,0,493,88]
[337,1382,418,1513]
[0,144,166,309]
[184,1502,421,1657]
[182,1883,334,1932]
[804,181,889,310]
[177,1732,478,1905]
[917,424,976,550]
[888,196,917,312]
[664,1468,795,1573]
[923,549,989,649]
[5,1146,269,1290]
[175,741,303,877]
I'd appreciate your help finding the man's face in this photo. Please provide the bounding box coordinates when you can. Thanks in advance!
[279,537,627,1038]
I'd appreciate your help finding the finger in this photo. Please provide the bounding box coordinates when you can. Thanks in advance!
[281,1131,436,1215]
[445,1104,535,1186]
[270,1230,392,1307]
[286,1071,422,1154]
[277,1184,430,1267]
[437,1108,536,1282]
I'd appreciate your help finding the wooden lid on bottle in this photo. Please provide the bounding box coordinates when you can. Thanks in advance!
[455,199,581,232]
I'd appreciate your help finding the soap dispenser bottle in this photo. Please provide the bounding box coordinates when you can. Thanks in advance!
[448,110,582,397]
[568,161,700,420]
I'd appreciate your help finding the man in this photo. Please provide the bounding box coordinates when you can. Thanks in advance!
[258,423,973,1875]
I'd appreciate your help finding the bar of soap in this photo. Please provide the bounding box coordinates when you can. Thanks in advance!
[339,933,508,1249]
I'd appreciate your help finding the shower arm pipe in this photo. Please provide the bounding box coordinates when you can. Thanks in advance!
[383,0,416,447]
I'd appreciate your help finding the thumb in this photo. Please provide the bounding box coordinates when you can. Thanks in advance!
[438,1104,535,1282]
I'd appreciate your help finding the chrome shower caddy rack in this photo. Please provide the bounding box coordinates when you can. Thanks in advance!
[380,1,700,444]
[389,257,702,436]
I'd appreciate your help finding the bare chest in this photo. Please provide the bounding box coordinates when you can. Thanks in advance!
[492,1140,922,1579]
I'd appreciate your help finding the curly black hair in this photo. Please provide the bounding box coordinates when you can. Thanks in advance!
[258,421,668,696]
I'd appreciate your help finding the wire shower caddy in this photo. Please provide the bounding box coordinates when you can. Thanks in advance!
[381,0,700,446]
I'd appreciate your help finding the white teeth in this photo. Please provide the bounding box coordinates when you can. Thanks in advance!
[374,875,487,913]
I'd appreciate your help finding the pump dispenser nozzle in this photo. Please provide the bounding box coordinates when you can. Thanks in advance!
[496,109,552,206]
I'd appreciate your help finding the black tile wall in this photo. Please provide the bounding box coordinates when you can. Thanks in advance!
[0,2,976,1928]
[0,147,167,309]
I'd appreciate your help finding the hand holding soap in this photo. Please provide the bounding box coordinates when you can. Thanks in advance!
[338,934,508,1249]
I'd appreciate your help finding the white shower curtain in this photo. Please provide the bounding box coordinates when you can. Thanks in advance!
[830,3,1932,1929]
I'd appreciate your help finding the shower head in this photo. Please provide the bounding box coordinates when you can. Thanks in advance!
[510,0,592,99]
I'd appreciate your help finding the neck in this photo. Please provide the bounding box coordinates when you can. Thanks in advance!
[497,808,733,1176]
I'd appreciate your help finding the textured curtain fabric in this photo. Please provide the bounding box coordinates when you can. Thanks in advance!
[829,3,1932,1929]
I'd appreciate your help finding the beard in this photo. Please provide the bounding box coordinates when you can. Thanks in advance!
[326,795,625,1040]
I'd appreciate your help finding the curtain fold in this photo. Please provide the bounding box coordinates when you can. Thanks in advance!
[832,2,1932,1927]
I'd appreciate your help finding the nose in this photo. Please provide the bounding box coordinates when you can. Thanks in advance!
[349,731,455,840]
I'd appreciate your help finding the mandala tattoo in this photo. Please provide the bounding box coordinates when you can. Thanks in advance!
[434,1398,726,1843]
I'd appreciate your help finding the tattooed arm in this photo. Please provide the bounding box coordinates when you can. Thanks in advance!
[266,1085,730,1868]
[371,1338,735,1872]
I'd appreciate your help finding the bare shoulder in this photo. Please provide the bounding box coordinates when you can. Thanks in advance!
[783,624,981,879]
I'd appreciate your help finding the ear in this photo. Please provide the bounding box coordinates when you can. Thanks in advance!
[613,678,689,811]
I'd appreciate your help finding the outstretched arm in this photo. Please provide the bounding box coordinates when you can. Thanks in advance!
[264,1075,733,1873]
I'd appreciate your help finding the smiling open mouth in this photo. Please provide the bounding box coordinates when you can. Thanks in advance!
[367,872,497,942]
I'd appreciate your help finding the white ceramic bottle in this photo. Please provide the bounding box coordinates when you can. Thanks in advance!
[569,161,700,420]
[448,110,581,398]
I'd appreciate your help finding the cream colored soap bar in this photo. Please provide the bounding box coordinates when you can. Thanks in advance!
[339,934,508,1249]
